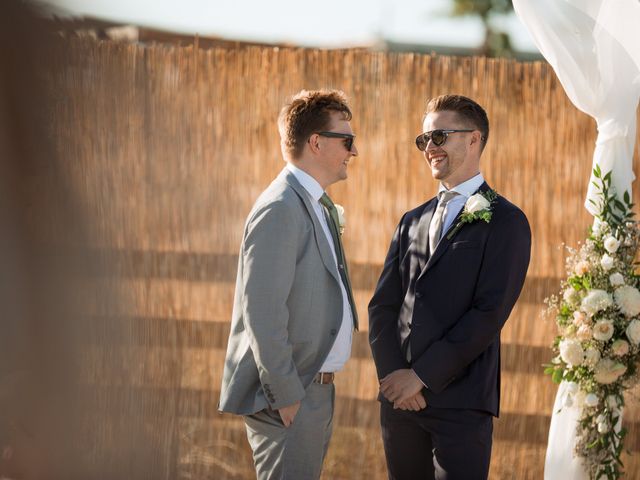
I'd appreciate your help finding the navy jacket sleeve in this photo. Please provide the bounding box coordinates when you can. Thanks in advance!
[368,216,410,379]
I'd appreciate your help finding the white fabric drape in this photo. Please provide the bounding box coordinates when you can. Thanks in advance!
[512,1,640,479]
[543,382,587,478]
[513,0,640,214]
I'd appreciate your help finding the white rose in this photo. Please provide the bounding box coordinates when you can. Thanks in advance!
[334,204,346,234]
[572,310,589,326]
[576,325,591,341]
[584,347,601,367]
[598,421,610,433]
[581,289,613,315]
[611,339,630,356]
[593,358,627,384]
[559,339,584,366]
[609,272,625,287]
[625,319,640,345]
[600,254,615,271]
[614,285,640,317]
[464,193,490,214]
[574,261,590,276]
[603,236,621,253]
[592,320,615,342]
[606,395,620,409]
[584,393,599,407]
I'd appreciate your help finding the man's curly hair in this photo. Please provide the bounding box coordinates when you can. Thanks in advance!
[278,89,352,159]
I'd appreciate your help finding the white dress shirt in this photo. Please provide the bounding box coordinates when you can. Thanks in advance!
[285,163,353,372]
[436,173,485,240]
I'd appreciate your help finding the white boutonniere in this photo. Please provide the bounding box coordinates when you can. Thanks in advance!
[335,204,346,235]
[446,190,498,239]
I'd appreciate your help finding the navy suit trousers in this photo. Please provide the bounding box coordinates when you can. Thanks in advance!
[380,402,493,480]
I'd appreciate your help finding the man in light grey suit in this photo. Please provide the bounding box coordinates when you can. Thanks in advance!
[219,89,359,480]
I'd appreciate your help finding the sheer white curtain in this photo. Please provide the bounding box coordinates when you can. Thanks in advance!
[514,0,640,213]
[512,1,640,479]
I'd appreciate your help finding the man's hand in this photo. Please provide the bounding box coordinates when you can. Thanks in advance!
[394,391,427,411]
[278,401,301,427]
[380,369,424,404]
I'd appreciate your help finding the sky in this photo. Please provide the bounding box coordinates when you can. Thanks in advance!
[42,0,539,52]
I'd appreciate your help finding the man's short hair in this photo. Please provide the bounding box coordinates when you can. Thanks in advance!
[278,89,352,159]
[425,94,489,150]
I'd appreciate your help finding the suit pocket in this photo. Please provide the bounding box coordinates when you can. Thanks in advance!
[452,240,479,250]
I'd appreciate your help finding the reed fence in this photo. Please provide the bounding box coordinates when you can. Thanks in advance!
[38,38,640,479]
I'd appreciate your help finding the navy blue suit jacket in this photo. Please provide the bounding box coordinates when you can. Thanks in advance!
[368,183,531,416]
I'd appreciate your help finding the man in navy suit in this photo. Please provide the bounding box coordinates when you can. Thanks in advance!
[368,94,531,479]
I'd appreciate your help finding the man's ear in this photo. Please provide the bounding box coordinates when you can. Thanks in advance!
[308,134,321,154]
[469,130,482,148]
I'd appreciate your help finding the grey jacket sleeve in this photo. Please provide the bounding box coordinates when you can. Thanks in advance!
[241,199,306,409]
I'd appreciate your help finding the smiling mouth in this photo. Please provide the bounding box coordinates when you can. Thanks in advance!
[429,154,446,167]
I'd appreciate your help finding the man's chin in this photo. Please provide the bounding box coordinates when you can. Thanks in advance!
[430,168,446,180]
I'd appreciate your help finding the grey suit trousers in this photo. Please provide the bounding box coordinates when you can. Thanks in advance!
[244,382,335,480]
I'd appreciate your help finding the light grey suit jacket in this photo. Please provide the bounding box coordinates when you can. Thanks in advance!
[219,168,346,415]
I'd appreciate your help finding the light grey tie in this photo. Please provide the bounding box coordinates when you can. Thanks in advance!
[428,190,459,254]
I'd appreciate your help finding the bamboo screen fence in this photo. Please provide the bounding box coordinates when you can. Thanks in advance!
[35,38,640,479]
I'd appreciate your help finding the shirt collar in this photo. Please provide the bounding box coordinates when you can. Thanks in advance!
[438,173,485,199]
[286,163,324,202]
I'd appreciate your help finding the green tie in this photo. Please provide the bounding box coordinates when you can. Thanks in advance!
[320,193,359,330]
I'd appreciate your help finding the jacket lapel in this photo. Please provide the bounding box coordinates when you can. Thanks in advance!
[279,169,341,284]
[420,182,491,276]
[414,198,437,271]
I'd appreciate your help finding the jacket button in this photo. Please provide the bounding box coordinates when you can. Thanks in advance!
[415,292,423,299]
[330,329,337,335]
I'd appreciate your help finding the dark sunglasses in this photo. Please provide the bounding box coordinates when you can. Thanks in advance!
[317,131,355,152]
[415,129,474,151]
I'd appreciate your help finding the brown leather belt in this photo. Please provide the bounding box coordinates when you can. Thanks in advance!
[313,372,335,384]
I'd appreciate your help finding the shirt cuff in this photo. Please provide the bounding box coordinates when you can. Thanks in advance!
[412,368,430,390]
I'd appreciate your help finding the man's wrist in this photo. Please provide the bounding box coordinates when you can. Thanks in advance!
[411,368,429,389]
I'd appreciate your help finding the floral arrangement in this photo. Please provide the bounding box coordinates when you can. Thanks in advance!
[544,166,640,479]
[447,189,498,239]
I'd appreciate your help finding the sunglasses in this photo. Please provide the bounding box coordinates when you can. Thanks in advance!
[317,131,355,152]
[415,129,474,151]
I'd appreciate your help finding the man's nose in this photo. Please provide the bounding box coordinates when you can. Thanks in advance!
[350,144,358,156]
[425,138,438,151]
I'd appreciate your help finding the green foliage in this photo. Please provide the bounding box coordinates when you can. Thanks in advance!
[450,0,515,57]
[592,164,635,233]
[452,0,513,17]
